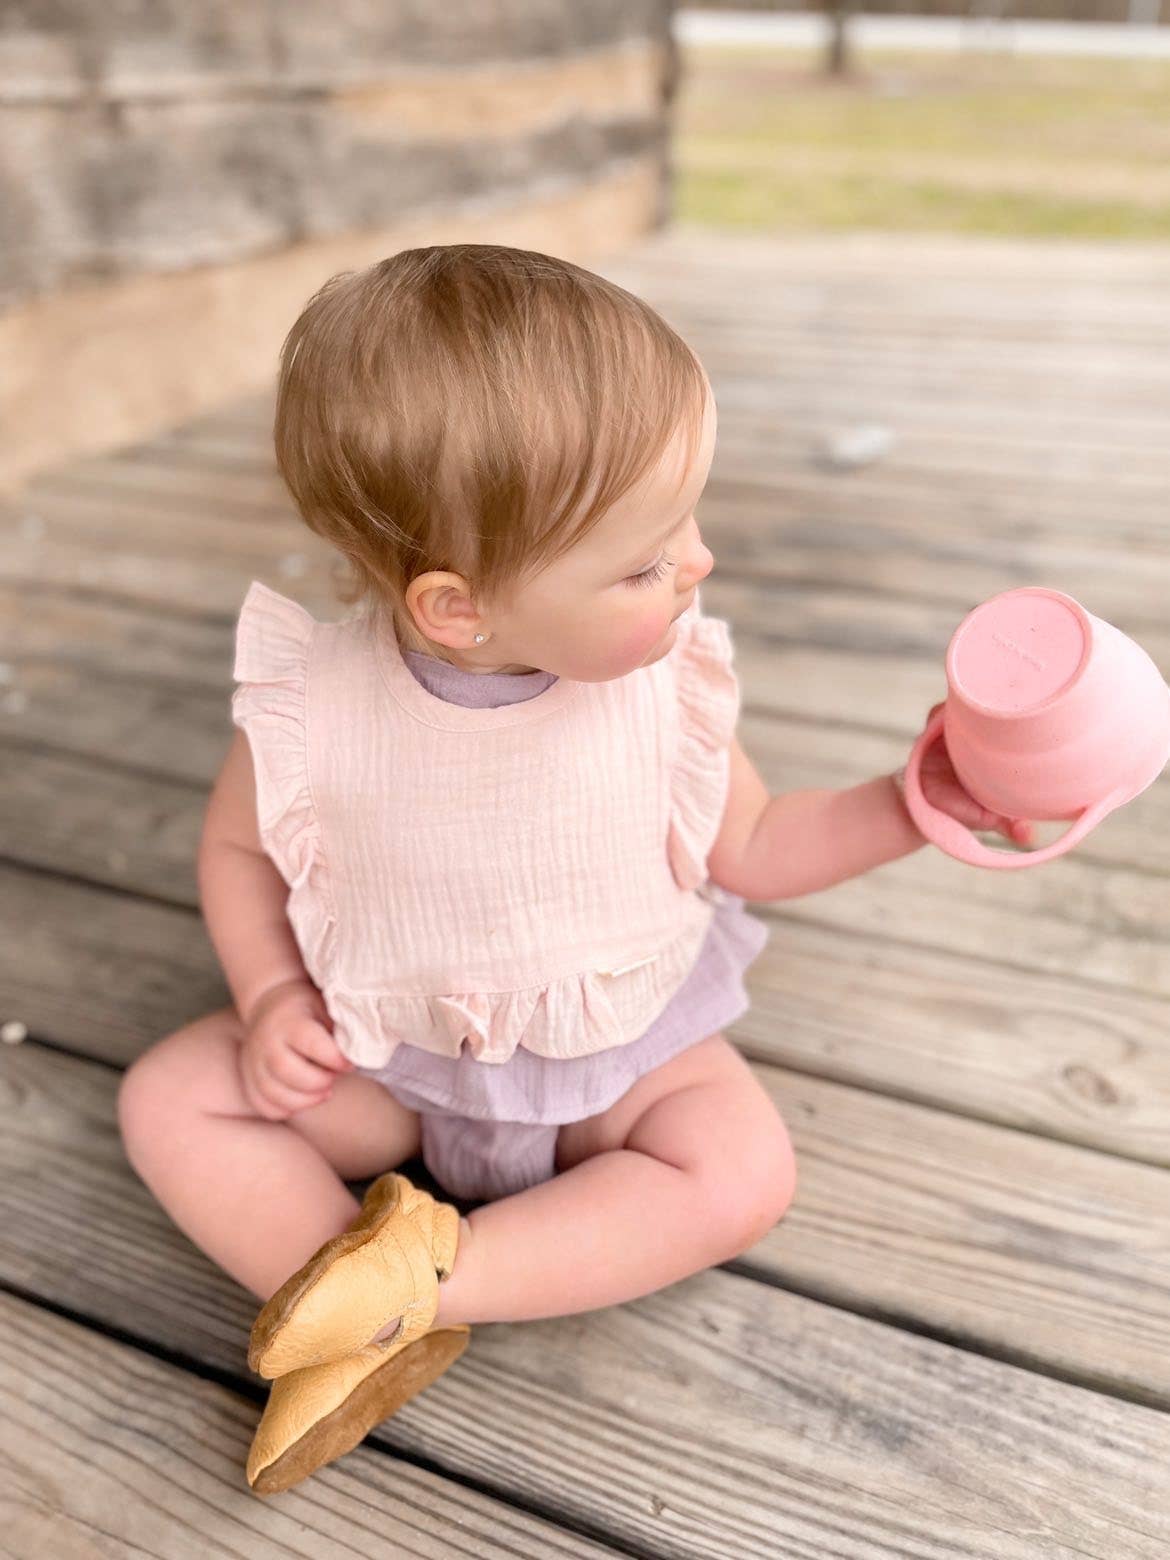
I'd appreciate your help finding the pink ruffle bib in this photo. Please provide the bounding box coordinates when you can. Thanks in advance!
[231,583,741,1069]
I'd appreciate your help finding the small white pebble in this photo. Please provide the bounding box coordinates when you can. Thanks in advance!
[278,552,307,578]
[821,424,896,471]
[1,688,28,714]
[20,513,45,540]
[1,1020,27,1045]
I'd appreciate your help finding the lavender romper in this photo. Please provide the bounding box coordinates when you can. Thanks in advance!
[357,647,771,1204]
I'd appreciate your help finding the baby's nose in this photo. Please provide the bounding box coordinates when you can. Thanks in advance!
[683,533,714,587]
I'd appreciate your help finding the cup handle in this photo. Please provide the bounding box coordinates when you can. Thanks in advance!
[902,709,1119,870]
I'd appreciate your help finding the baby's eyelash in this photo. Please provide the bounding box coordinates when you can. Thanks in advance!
[626,553,676,590]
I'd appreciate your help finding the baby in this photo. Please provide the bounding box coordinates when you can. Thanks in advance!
[118,243,1028,1496]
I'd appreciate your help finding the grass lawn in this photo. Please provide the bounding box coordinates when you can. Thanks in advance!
[674,44,1170,236]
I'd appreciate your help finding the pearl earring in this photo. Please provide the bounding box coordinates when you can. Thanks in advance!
[474,633,487,644]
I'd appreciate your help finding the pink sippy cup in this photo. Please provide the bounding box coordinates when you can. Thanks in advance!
[901,587,1170,870]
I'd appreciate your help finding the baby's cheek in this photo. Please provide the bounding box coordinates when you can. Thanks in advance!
[614,613,673,672]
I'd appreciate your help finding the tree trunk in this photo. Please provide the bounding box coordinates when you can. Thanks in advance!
[827,0,857,76]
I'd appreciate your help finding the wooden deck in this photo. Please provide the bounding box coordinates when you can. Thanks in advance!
[3,229,1170,1557]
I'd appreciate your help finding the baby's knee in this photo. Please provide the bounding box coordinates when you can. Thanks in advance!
[117,1011,240,1157]
[117,1041,174,1161]
[700,1105,797,1259]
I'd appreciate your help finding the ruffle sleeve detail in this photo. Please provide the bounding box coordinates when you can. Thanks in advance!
[666,590,741,892]
[229,584,334,983]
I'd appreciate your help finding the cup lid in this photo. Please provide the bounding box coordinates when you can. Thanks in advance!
[948,588,1090,715]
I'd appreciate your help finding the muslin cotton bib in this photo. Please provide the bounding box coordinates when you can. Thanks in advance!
[231,581,741,1069]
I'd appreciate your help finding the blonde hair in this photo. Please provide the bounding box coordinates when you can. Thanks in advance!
[273,243,708,659]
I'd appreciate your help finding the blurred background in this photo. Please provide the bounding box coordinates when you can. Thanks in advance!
[677,8,1170,236]
[4,0,1169,491]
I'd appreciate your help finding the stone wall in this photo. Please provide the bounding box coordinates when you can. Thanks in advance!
[0,1,679,489]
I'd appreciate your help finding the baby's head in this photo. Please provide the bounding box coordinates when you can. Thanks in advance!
[274,243,715,681]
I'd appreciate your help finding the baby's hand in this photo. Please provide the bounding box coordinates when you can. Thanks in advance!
[239,977,353,1120]
[917,700,1036,848]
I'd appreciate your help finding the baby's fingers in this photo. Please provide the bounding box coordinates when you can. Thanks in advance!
[989,814,1035,846]
[254,1068,331,1119]
[291,1024,353,1074]
[240,1064,311,1122]
[268,1047,337,1094]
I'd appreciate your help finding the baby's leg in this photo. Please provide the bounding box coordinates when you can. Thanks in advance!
[118,1005,421,1300]
[433,1033,795,1326]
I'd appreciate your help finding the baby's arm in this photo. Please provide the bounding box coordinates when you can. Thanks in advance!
[198,730,318,1026]
[706,736,923,903]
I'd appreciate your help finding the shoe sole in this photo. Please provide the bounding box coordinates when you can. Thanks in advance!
[249,1325,470,1496]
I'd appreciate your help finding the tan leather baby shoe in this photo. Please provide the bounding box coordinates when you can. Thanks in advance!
[249,1171,462,1379]
[246,1323,470,1495]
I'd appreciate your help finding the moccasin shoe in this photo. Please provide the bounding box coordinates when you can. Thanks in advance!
[246,1322,470,1495]
[248,1172,461,1379]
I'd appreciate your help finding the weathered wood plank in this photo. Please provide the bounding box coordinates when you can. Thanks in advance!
[707,492,1170,633]
[17,417,1170,565]
[131,387,1170,453]
[0,1292,620,1560]
[751,1067,1170,1407]
[692,327,1170,379]
[8,485,329,568]
[1,746,208,898]
[9,477,1164,652]
[620,230,1170,279]
[9,686,1170,982]
[9,567,1170,1017]
[13,490,1165,631]
[7,512,1166,671]
[6,667,1170,893]
[3,574,1169,872]
[27,456,296,524]
[709,447,1170,536]
[26,394,1170,520]
[736,912,1170,1169]
[4,796,1169,1172]
[2,1040,1169,1559]
[0,580,235,682]
[5,1035,1168,1412]
[5,227,1170,1555]
[0,864,230,1061]
[719,427,1170,490]
[777,844,1170,1003]
[0,519,288,613]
